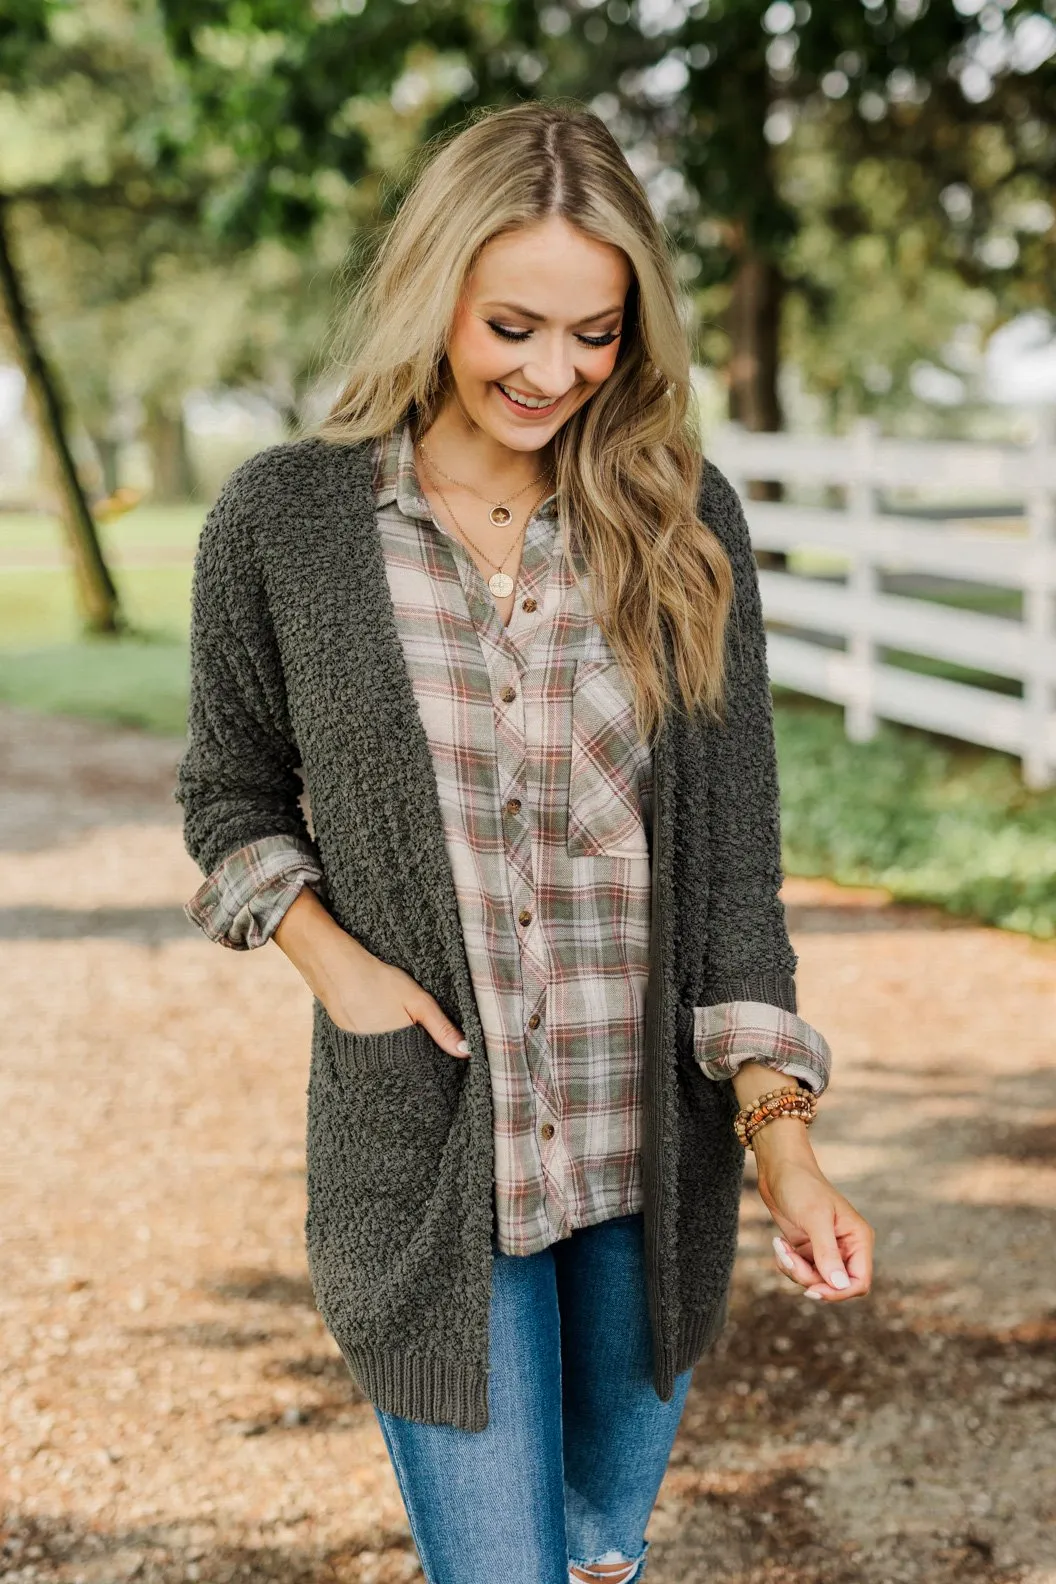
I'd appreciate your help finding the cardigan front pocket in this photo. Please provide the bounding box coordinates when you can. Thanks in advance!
[567,659,651,860]
[304,1003,472,1358]
[323,1011,448,1078]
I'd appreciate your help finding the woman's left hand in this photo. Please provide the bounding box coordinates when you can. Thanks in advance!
[752,1124,875,1302]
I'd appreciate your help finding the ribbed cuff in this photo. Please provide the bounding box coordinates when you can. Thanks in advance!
[336,1340,489,1432]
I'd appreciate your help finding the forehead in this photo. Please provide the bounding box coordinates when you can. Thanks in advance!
[467,218,632,313]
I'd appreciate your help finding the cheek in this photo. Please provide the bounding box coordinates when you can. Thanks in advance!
[448,313,507,382]
[597,343,623,380]
[580,343,622,391]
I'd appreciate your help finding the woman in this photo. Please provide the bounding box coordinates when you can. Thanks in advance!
[176,101,873,1584]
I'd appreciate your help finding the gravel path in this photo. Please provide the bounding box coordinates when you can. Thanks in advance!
[1,704,1053,1584]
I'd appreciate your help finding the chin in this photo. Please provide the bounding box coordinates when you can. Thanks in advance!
[479,407,554,449]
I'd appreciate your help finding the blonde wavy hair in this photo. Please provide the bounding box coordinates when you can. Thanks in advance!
[316,99,734,744]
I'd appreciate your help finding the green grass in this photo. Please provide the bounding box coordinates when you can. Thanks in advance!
[0,565,193,646]
[775,694,1056,940]
[0,505,206,556]
[0,638,190,734]
[0,535,194,733]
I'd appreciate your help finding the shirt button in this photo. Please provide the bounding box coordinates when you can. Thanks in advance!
[504,797,522,816]
[500,684,517,702]
[518,908,532,927]
[522,597,538,612]
[527,1012,541,1029]
[540,1122,555,1141]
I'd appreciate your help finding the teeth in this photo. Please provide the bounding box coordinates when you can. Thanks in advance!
[497,382,555,410]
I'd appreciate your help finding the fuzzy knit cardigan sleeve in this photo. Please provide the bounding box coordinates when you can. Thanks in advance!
[695,458,799,1011]
[175,454,315,877]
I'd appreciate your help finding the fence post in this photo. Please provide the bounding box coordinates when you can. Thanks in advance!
[1023,407,1055,790]
[845,418,879,743]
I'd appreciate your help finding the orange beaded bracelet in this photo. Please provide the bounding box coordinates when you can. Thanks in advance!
[733,1083,818,1149]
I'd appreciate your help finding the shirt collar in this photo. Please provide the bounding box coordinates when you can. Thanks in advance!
[372,415,559,523]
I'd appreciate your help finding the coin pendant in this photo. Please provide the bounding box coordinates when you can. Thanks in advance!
[488,571,514,597]
[489,505,513,527]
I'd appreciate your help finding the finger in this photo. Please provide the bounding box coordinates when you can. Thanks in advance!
[772,1235,817,1288]
[839,1223,874,1291]
[774,1236,845,1302]
[415,1003,471,1059]
[801,1209,851,1294]
[805,1242,872,1303]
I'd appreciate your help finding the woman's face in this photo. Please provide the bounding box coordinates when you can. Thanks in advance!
[444,215,632,453]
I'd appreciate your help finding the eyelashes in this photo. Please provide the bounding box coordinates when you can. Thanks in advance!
[487,321,620,349]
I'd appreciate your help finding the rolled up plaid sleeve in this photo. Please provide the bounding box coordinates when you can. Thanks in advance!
[693,1001,832,1095]
[184,833,327,950]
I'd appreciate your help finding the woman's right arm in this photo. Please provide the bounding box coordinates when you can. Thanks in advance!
[176,459,469,1055]
[176,459,314,875]
[270,888,466,1051]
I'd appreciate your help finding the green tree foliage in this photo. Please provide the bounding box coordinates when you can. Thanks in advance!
[1,0,343,502]
[156,0,1056,443]
[156,0,479,242]
[779,0,1056,427]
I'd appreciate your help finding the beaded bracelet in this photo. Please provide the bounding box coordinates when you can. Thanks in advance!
[737,1093,816,1149]
[734,1089,816,1140]
[733,1084,818,1149]
[744,1095,816,1147]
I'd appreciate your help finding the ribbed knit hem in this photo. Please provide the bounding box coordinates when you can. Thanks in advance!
[337,1340,490,1431]
[674,1298,729,1374]
[654,1299,730,1402]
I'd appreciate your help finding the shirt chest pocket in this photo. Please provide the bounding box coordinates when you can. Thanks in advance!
[567,658,652,860]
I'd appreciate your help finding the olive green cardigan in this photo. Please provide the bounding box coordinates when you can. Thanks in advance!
[175,435,798,1431]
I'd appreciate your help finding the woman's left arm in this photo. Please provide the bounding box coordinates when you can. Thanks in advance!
[697,462,873,1301]
[733,1060,874,1302]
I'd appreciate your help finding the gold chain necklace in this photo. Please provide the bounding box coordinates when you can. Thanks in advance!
[416,436,553,528]
[418,448,549,598]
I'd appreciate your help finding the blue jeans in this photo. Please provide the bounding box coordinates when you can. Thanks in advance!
[373,1211,694,1583]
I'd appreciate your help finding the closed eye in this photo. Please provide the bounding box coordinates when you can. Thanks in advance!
[488,321,620,349]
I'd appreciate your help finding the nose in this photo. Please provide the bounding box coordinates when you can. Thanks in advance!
[520,333,579,399]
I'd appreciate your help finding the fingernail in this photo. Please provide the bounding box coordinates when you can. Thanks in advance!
[828,1269,850,1290]
[803,1288,823,1301]
[772,1236,794,1269]
[456,1039,470,1054]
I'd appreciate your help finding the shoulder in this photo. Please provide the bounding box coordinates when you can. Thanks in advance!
[696,457,765,650]
[697,457,750,561]
[197,435,376,567]
[213,434,375,515]
[191,437,377,615]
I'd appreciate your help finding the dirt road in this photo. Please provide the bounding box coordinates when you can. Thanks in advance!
[1,705,1053,1584]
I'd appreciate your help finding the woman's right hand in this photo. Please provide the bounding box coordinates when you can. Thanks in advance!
[271,887,471,1058]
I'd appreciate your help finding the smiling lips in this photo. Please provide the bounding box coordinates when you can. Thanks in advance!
[495,381,563,416]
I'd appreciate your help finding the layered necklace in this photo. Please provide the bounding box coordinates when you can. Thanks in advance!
[415,437,554,599]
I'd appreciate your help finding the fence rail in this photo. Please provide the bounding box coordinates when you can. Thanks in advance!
[707,418,1056,788]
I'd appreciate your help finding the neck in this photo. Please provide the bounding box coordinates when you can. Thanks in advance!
[415,399,554,499]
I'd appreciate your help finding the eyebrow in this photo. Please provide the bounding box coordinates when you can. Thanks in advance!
[484,301,624,326]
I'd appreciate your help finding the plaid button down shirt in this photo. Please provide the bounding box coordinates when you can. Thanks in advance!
[185,418,831,1254]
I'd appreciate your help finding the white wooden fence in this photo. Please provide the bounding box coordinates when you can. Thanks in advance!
[708,418,1056,789]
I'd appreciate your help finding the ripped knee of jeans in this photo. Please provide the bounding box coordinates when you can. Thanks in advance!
[568,1540,650,1584]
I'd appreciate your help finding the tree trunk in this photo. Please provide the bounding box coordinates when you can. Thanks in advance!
[144,401,198,503]
[727,243,787,571]
[0,194,122,634]
[727,246,785,502]
[89,432,121,498]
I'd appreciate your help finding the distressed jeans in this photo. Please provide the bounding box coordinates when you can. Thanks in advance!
[373,1211,694,1584]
